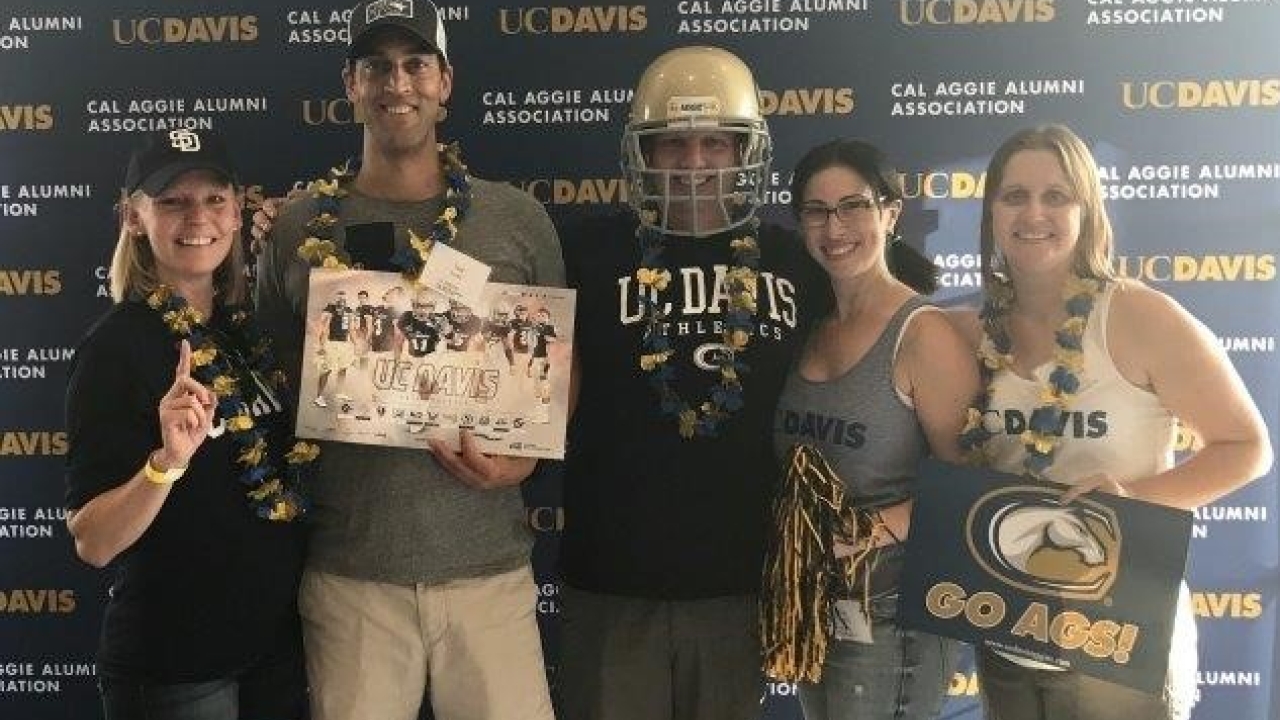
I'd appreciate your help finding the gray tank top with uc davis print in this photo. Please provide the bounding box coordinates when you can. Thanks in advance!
[772,296,932,596]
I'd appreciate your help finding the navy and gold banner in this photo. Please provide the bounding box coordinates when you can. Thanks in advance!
[899,459,1192,693]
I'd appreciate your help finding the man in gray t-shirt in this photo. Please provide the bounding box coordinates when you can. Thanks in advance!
[254,3,562,719]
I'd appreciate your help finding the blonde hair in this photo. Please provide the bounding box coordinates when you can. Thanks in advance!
[979,124,1119,286]
[108,186,247,305]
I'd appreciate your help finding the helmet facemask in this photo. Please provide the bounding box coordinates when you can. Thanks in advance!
[623,122,770,237]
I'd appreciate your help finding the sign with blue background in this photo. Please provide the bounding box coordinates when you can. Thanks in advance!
[900,459,1192,694]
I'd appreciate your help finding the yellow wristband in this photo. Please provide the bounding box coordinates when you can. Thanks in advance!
[143,452,187,485]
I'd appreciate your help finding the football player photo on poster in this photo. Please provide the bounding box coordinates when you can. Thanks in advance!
[296,269,575,459]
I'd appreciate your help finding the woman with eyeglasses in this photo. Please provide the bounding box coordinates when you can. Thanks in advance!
[951,124,1271,720]
[764,138,977,720]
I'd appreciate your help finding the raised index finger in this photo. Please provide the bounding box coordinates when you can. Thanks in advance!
[175,339,193,380]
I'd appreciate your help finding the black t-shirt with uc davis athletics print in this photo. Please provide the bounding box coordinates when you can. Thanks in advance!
[64,302,305,683]
[561,213,830,599]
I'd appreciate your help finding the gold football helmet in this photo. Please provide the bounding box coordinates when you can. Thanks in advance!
[622,46,772,236]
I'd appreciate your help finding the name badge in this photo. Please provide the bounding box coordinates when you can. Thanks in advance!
[832,598,875,644]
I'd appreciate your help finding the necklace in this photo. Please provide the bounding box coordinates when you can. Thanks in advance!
[636,214,761,438]
[959,274,1103,478]
[296,142,471,279]
[146,286,316,521]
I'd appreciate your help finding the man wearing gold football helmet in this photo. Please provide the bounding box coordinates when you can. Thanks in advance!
[559,46,829,720]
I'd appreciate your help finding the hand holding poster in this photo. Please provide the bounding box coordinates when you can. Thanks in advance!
[898,459,1193,694]
[295,269,575,459]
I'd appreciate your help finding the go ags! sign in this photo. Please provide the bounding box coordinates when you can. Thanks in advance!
[933,486,1136,664]
[899,460,1192,694]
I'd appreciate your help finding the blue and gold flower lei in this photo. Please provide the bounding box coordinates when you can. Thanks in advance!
[146,286,316,521]
[959,274,1103,479]
[636,215,761,438]
[296,142,471,278]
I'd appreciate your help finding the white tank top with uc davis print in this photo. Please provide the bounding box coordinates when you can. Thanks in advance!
[982,282,1176,485]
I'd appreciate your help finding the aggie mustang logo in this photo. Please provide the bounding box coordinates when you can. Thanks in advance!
[967,487,1121,601]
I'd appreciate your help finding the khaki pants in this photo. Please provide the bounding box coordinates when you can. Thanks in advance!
[300,566,553,720]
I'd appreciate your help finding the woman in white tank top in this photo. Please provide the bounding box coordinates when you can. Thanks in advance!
[949,124,1272,720]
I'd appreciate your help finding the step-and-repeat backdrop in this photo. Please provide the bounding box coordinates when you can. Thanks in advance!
[2,2,1277,718]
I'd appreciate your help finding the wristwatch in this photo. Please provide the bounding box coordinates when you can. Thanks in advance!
[143,452,187,485]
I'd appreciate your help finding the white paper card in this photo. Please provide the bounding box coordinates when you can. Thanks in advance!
[418,241,491,307]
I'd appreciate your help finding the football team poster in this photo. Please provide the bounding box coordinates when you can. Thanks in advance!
[296,269,576,459]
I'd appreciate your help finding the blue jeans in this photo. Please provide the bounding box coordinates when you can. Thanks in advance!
[798,594,959,720]
[100,648,307,720]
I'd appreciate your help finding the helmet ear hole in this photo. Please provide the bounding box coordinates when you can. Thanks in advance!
[622,46,772,236]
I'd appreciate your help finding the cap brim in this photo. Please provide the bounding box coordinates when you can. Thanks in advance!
[136,162,235,196]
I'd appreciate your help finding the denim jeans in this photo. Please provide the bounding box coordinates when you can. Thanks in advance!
[100,647,307,720]
[798,593,960,720]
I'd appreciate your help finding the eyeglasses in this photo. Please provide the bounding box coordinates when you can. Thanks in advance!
[798,195,883,229]
[354,54,440,82]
